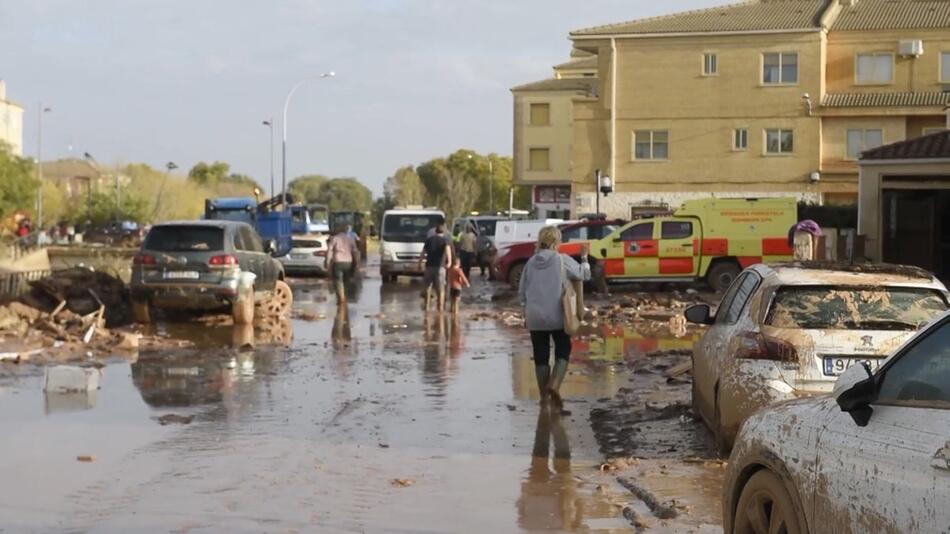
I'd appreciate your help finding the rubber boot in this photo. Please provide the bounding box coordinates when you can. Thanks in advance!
[535,365,551,403]
[548,359,569,408]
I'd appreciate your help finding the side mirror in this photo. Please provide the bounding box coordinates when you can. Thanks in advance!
[834,362,875,427]
[264,239,277,254]
[612,237,622,243]
[684,304,714,325]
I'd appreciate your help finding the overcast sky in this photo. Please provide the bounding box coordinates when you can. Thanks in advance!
[0,0,720,195]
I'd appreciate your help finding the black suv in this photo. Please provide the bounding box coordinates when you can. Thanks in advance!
[130,221,291,324]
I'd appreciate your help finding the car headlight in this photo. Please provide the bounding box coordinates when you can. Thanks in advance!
[382,249,395,261]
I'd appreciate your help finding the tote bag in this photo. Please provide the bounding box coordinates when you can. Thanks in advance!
[559,255,583,336]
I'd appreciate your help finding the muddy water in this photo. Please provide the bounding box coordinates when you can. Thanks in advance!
[0,267,722,532]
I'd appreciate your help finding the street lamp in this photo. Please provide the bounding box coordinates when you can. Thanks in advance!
[150,161,178,221]
[35,104,51,228]
[262,119,275,199]
[468,153,494,214]
[281,71,335,207]
[595,169,613,217]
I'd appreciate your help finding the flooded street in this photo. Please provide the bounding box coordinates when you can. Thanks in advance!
[0,260,724,533]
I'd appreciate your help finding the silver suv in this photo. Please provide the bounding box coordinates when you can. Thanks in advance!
[130,220,291,324]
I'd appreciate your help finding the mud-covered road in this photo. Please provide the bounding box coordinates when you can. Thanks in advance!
[0,260,725,533]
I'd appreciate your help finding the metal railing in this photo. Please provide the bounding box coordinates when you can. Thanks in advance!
[0,269,51,299]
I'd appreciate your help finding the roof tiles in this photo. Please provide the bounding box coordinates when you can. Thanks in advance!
[832,0,950,31]
[510,78,597,93]
[861,130,950,160]
[822,91,950,108]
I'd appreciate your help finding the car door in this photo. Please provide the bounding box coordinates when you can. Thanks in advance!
[602,221,655,279]
[693,272,760,423]
[657,219,699,277]
[245,227,276,290]
[813,317,950,532]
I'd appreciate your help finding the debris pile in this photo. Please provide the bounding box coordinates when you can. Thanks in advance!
[21,267,132,327]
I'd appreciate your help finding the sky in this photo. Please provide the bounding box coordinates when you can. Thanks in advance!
[0,0,722,195]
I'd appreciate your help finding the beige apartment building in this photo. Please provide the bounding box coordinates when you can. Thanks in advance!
[512,0,950,219]
[0,80,24,156]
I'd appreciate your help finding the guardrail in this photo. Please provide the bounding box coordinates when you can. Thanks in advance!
[0,269,51,299]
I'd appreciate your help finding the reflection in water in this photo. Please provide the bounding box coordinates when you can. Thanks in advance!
[420,314,463,401]
[151,320,293,349]
[518,405,578,530]
[572,325,701,363]
[44,390,98,414]
[332,304,352,350]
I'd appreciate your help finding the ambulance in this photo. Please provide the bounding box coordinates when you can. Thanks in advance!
[585,198,796,291]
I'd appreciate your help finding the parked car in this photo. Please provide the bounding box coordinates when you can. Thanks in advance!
[493,218,623,288]
[83,220,144,246]
[129,220,292,325]
[278,234,328,276]
[685,262,949,454]
[723,310,950,534]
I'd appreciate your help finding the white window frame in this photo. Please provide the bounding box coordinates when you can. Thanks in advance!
[763,129,794,155]
[845,128,884,160]
[941,51,950,84]
[702,53,718,77]
[855,52,895,85]
[762,52,799,85]
[733,128,749,151]
[632,130,670,161]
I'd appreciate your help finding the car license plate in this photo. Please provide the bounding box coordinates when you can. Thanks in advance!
[823,357,883,377]
[164,271,199,280]
[290,253,309,260]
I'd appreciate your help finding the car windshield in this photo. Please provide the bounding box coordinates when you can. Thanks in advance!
[145,226,224,252]
[766,285,948,330]
[382,214,443,243]
[476,220,498,236]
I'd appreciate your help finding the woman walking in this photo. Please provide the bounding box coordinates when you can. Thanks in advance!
[519,226,590,406]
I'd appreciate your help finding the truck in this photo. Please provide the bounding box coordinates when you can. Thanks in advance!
[203,196,293,258]
[290,203,330,235]
[379,207,445,283]
[587,197,797,291]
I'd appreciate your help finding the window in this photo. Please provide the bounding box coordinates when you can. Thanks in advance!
[703,53,718,76]
[942,52,950,83]
[856,53,893,84]
[877,319,950,408]
[846,129,884,160]
[714,273,747,324]
[733,128,749,150]
[528,148,550,171]
[529,103,550,126]
[620,222,653,241]
[591,225,618,239]
[239,227,263,252]
[762,52,798,84]
[717,273,761,325]
[661,221,693,240]
[633,130,669,160]
[144,226,224,252]
[561,226,587,242]
[765,129,794,154]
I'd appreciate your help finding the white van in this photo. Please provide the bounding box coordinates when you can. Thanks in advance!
[380,207,446,283]
[493,218,567,249]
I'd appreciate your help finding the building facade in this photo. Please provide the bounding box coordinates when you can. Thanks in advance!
[512,0,950,219]
[0,80,24,156]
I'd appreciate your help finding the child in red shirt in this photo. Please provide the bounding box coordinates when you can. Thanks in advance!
[447,256,470,316]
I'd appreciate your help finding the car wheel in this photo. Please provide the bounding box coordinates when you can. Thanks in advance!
[232,295,255,325]
[132,301,151,324]
[262,280,293,317]
[508,262,525,289]
[707,261,741,292]
[733,470,803,534]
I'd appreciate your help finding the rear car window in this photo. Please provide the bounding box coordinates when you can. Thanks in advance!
[766,286,948,330]
[293,239,323,249]
[145,226,223,252]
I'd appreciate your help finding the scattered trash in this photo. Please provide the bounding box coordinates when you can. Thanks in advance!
[76,455,95,462]
[156,414,194,426]
[391,478,415,488]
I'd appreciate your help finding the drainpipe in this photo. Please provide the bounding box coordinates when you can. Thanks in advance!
[610,37,618,194]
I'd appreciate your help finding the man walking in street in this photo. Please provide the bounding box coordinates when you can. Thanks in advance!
[418,223,452,312]
[325,225,360,305]
[458,224,477,279]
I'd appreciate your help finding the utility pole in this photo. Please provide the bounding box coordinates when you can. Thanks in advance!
[262,119,274,198]
[35,103,51,228]
[282,72,335,208]
[488,159,494,214]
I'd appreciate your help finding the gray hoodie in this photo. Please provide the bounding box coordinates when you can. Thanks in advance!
[519,249,591,331]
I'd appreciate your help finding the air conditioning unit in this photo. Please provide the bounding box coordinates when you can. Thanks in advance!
[899,39,924,58]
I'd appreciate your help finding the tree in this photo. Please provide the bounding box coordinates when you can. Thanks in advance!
[188,161,262,192]
[372,192,396,231]
[316,178,373,212]
[83,190,149,225]
[384,166,425,207]
[0,141,36,220]
[288,174,328,203]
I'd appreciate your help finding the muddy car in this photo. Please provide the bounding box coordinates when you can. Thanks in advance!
[130,221,292,325]
[685,262,949,454]
[278,234,328,276]
[723,310,950,534]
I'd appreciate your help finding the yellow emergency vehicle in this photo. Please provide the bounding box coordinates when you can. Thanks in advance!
[588,198,797,291]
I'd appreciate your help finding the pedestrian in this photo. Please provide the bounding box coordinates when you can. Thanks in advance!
[519,226,590,407]
[475,231,493,278]
[325,225,360,304]
[458,224,477,278]
[418,223,452,312]
[447,256,470,316]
